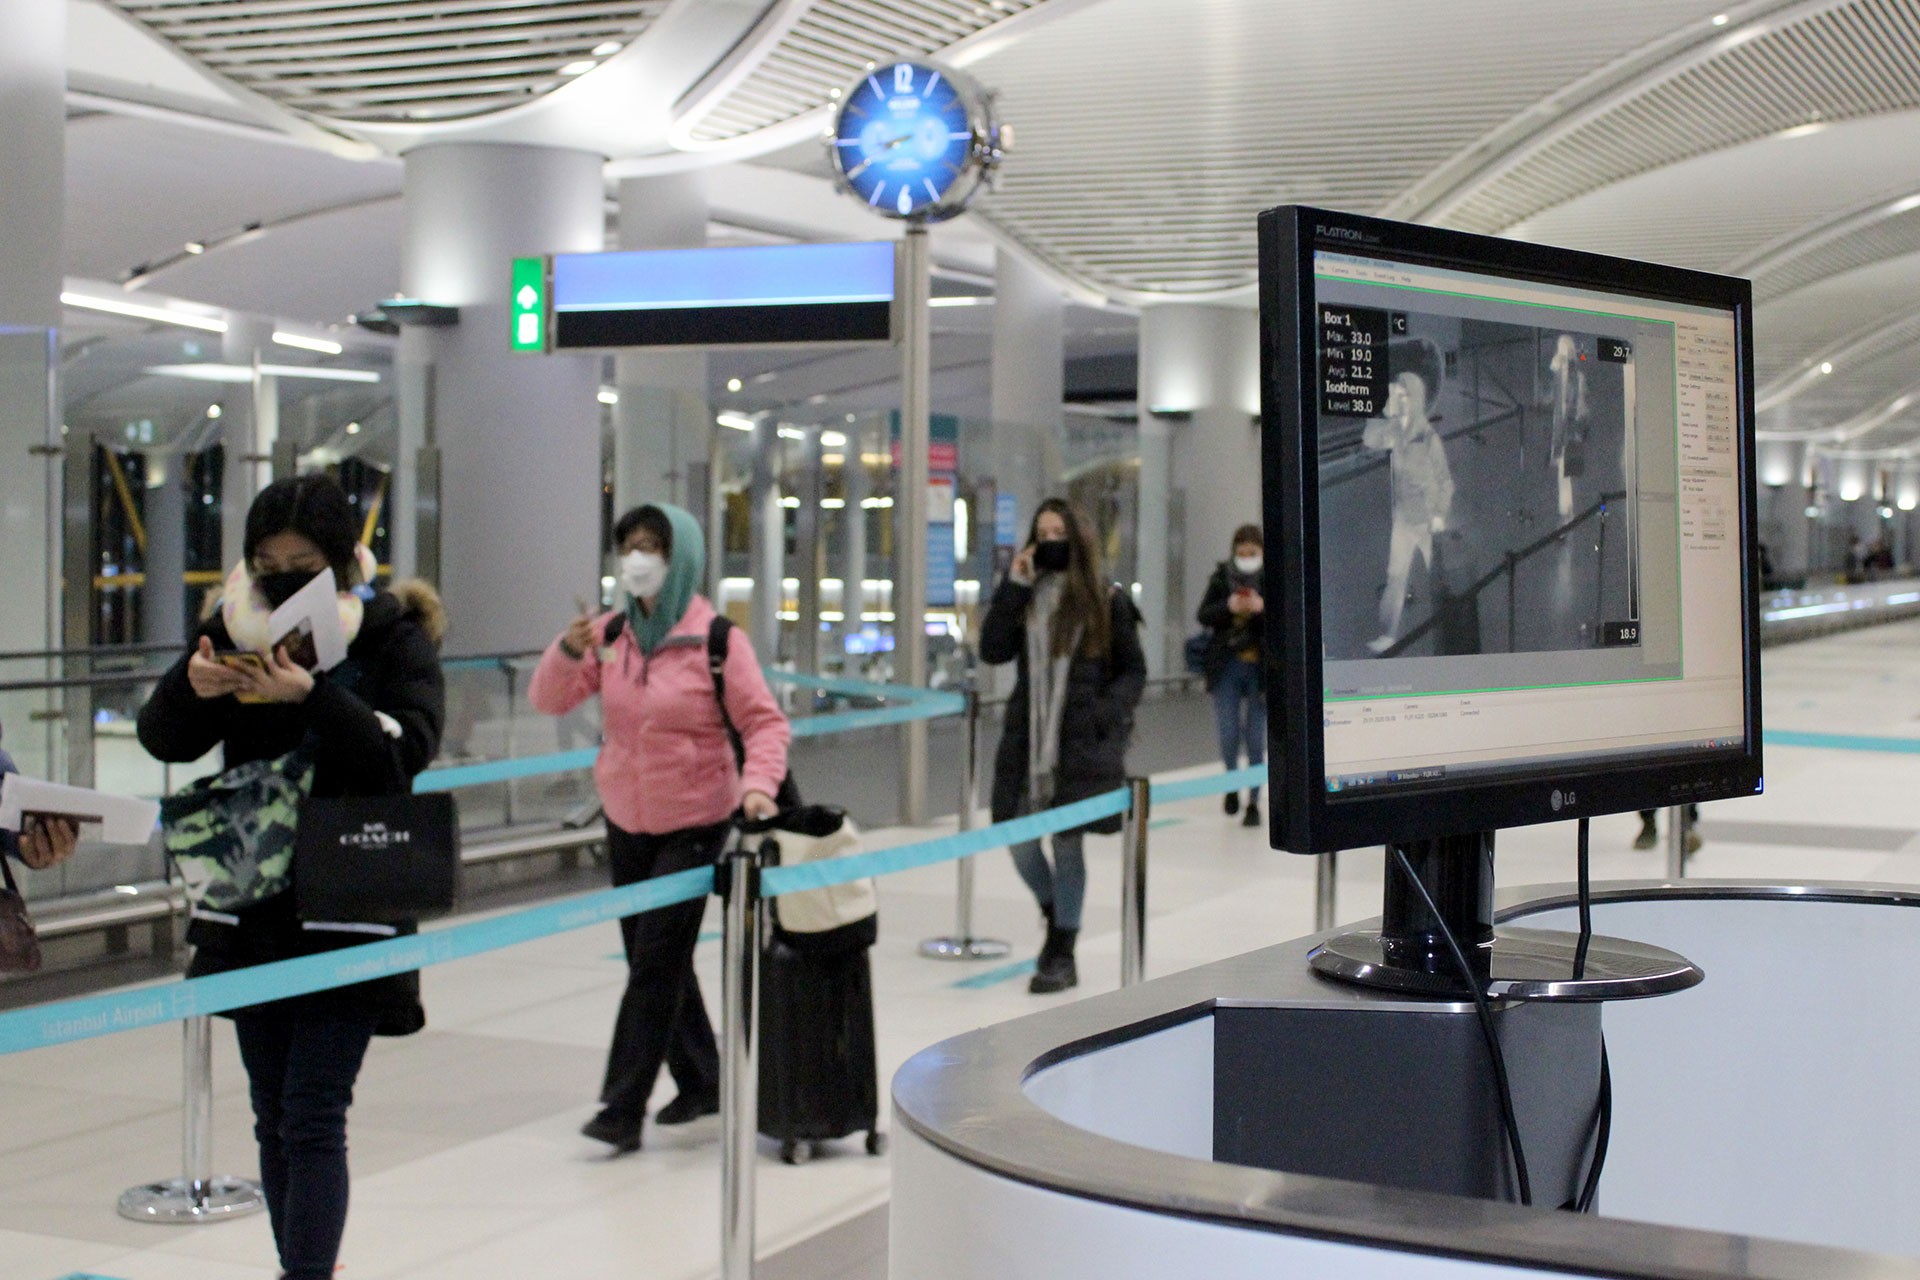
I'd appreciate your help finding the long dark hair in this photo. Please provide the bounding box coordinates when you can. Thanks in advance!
[1030,497,1111,659]
[244,475,361,586]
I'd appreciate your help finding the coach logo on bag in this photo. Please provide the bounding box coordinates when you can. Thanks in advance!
[339,820,412,849]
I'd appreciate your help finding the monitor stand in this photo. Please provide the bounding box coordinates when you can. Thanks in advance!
[1308,831,1700,1000]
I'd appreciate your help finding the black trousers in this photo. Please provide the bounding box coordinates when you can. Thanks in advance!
[600,819,728,1124]
[231,1010,377,1280]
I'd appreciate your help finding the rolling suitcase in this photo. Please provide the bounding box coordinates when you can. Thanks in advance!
[756,931,885,1164]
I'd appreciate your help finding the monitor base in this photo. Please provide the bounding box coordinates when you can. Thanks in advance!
[1308,925,1701,1001]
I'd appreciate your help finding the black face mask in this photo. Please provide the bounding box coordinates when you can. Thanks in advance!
[1034,539,1072,574]
[256,569,320,609]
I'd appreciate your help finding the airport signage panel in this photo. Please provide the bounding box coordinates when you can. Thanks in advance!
[548,241,899,349]
[510,256,545,352]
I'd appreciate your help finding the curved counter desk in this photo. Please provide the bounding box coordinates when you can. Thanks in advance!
[892,883,1920,1280]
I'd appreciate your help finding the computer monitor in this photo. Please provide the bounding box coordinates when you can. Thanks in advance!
[1258,207,1760,990]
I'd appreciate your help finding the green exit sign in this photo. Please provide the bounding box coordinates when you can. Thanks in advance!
[510,256,546,352]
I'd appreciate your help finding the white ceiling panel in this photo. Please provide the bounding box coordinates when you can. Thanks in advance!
[1504,110,1920,274]
[104,0,672,122]
[65,112,401,284]
[965,0,1734,300]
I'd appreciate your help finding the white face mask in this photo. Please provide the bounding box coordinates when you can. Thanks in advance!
[620,550,668,600]
[1234,554,1263,575]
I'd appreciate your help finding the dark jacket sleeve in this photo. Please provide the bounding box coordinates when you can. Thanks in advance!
[1096,591,1147,727]
[979,578,1034,666]
[1196,566,1234,632]
[136,625,240,764]
[310,620,445,796]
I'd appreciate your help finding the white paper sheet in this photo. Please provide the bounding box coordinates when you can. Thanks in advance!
[0,775,160,844]
[267,567,347,673]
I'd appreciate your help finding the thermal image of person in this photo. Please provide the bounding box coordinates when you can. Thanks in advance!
[1362,368,1454,655]
[1548,333,1585,518]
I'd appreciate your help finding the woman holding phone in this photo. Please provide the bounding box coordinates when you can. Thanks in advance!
[137,474,445,1280]
[530,502,789,1154]
[981,497,1145,994]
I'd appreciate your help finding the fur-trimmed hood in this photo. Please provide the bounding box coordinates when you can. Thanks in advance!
[389,578,446,647]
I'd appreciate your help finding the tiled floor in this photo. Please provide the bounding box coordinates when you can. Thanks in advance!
[9,620,1920,1279]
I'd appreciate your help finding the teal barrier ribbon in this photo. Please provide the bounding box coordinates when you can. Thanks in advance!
[411,674,962,790]
[1149,764,1268,805]
[760,789,1130,897]
[415,748,600,792]
[0,866,713,1057]
[1767,729,1920,754]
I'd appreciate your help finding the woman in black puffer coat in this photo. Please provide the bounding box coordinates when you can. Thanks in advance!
[981,497,1145,994]
[137,475,445,1280]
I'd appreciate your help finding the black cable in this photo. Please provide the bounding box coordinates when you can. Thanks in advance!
[1568,816,1612,1212]
[1575,1041,1613,1213]
[1574,817,1592,979]
[1389,846,1532,1207]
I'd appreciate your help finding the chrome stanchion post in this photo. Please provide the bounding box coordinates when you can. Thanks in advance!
[920,687,1009,960]
[1120,777,1150,988]
[118,1015,264,1223]
[1314,850,1339,932]
[1665,805,1687,880]
[720,832,765,1280]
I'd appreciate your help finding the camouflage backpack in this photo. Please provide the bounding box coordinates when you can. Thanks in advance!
[160,749,315,914]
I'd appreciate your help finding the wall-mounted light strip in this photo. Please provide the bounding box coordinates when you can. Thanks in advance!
[272,330,343,355]
[717,412,757,432]
[62,292,227,333]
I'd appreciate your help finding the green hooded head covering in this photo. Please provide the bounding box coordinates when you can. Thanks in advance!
[625,502,705,655]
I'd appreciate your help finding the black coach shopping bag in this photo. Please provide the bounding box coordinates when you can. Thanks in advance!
[293,792,460,924]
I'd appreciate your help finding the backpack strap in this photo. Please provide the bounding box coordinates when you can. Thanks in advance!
[707,615,747,770]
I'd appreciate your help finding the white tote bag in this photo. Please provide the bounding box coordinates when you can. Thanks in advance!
[765,806,877,935]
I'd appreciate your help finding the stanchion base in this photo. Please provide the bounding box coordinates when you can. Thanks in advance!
[919,935,1012,961]
[117,1176,265,1224]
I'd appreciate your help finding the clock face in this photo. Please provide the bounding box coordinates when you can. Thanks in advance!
[832,62,978,220]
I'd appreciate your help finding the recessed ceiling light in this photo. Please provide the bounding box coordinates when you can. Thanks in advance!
[1821,361,1834,374]
[183,241,205,255]
[717,412,757,432]
[726,377,743,392]
[1711,12,1729,25]
[273,330,343,355]
[591,40,621,56]
[1778,122,1827,140]
[206,404,222,419]
[62,292,227,333]
[560,59,597,76]
[346,421,362,435]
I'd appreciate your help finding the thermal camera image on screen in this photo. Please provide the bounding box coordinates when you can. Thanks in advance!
[1313,264,1687,702]
[1319,313,1642,662]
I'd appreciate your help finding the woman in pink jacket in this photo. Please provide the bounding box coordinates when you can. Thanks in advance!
[530,502,790,1154]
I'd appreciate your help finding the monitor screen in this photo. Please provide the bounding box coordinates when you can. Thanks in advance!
[1258,207,1762,853]
[548,241,898,349]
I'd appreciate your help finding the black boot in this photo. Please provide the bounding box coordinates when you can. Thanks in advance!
[1223,791,1240,816]
[1241,797,1261,828]
[1029,924,1079,994]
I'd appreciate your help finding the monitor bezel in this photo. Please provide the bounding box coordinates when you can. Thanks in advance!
[1258,205,1764,854]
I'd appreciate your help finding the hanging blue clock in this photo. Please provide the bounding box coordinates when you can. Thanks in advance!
[829,60,1006,223]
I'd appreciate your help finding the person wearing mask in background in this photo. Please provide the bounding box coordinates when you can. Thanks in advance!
[137,475,446,1280]
[530,502,790,1154]
[982,498,1146,994]
[1197,524,1267,827]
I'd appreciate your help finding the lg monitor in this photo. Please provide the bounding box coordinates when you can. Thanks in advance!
[1257,206,1761,991]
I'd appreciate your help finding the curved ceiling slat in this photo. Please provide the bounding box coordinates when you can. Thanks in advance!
[107,0,670,123]
[1441,0,1920,235]
[678,0,1047,146]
